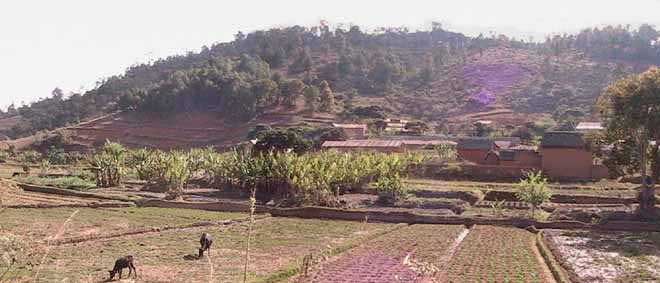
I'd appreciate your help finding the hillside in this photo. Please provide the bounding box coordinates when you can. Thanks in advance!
[2,24,658,150]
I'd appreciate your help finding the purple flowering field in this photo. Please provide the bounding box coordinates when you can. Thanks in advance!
[463,63,532,105]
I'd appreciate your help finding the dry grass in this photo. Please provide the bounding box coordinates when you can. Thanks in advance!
[4,217,394,282]
[0,207,248,241]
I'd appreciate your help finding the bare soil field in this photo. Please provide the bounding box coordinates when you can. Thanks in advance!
[545,229,660,282]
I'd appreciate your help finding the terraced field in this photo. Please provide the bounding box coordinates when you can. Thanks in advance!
[545,230,660,282]
[445,225,553,283]
[306,224,467,282]
[0,207,248,240]
[1,214,395,282]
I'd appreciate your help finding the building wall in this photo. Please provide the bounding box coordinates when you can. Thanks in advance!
[541,148,593,180]
[517,151,542,167]
[458,149,489,164]
[483,153,500,165]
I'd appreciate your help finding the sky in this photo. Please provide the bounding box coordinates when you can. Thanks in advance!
[2,0,660,110]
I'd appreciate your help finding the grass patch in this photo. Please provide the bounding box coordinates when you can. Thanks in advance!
[14,175,96,191]
[7,217,395,282]
[0,207,248,240]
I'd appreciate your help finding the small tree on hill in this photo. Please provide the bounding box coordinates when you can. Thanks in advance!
[319,80,334,112]
[516,170,551,217]
[283,79,306,107]
[303,85,320,113]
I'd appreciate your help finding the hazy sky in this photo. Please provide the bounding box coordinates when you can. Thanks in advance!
[2,0,660,110]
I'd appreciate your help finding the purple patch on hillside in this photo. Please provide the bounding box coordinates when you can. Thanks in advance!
[463,64,531,105]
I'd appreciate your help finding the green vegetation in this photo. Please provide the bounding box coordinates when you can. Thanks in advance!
[14,176,95,191]
[89,141,126,187]
[203,150,424,206]
[516,170,552,216]
[599,67,660,218]
[6,23,658,139]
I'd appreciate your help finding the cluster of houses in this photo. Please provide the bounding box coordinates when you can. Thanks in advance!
[322,121,610,181]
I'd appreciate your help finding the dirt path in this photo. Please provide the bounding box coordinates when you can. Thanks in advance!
[435,226,472,281]
[533,237,558,283]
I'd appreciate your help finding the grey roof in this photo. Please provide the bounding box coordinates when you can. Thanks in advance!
[541,131,586,148]
[457,138,495,150]
[499,150,516,161]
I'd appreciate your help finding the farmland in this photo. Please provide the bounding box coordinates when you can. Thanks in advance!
[445,226,552,282]
[545,230,660,282]
[1,208,396,282]
[2,177,659,282]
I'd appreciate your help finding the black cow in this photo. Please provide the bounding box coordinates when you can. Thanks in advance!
[108,255,136,280]
[199,233,214,258]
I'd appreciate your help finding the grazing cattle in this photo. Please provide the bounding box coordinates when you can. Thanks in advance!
[199,233,213,258]
[108,255,136,280]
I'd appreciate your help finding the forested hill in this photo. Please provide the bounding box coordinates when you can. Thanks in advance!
[2,24,660,142]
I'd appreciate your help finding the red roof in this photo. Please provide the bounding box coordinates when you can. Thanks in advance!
[400,140,457,146]
[322,140,402,148]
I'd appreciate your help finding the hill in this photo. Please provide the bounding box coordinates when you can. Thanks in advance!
[2,24,659,150]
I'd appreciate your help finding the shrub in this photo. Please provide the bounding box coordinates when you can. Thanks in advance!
[0,151,9,163]
[89,141,126,187]
[516,170,551,216]
[435,143,457,161]
[376,174,405,205]
[204,150,424,206]
[160,152,191,200]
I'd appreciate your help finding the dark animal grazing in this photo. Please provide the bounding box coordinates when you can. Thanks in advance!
[199,233,213,258]
[108,255,136,280]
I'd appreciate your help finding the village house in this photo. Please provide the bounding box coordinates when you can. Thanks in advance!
[485,145,541,167]
[399,140,456,151]
[383,118,409,133]
[332,123,368,139]
[540,131,607,180]
[457,138,497,164]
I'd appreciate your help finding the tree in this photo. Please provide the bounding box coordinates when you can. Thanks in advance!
[283,80,306,107]
[303,85,320,113]
[404,121,429,135]
[254,129,311,154]
[474,122,493,137]
[289,48,313,74]
[516,170,551,217]
[90,141,126,188]
[318,128,348,146]
[598,67,660,219]
[319,80,334,112]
